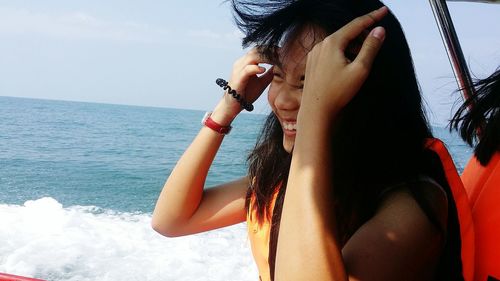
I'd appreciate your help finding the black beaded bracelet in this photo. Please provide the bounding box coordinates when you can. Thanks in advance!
[216,78,254,112]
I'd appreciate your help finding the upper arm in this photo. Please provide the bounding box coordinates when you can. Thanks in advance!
[342,186,448,281]
[161,177,249,237]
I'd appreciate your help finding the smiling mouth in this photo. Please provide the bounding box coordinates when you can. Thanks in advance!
[282,121,297,135]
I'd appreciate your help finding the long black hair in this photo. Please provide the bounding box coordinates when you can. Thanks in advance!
[234,0,462,279]
[450,67,500,166]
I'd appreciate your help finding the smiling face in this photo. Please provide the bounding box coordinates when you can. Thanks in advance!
[268,27,322,153]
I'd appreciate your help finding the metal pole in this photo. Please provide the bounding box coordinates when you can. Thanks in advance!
[428,0,475,100]
[447,0,499,3]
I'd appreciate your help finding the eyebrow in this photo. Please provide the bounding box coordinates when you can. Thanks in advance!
[273,66,305,82]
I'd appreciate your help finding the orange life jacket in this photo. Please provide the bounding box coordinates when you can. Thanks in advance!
[426,138,475,281]
[461,152,500,281]
[246,138,475,281]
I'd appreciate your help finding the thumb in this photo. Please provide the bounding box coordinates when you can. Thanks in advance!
[354,26,385,72]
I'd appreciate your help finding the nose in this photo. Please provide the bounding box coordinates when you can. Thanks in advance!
[273,84,300,111]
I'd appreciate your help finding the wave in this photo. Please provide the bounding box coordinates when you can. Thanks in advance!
[0,197,257,281]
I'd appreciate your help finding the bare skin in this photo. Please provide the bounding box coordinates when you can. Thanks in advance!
[151,49,273,237]
[152,6,448,281]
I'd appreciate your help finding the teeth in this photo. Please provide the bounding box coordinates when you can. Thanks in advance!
[283,122,297,131]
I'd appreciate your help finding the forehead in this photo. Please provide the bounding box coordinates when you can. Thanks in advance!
[279,25,324,72]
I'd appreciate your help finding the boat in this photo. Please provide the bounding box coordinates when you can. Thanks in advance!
[0,273,45,281]
[429,0,500,100]
[430,1,500,281]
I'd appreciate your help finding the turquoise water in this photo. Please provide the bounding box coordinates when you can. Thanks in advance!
[0,96,264,213]
[0,96,473,281]
[0,96,473,213]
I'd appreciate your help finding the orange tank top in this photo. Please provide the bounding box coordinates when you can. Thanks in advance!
[247,189,279,281]
[461,152,500,281]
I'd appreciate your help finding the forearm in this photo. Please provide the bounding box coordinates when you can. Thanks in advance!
[151,46,274,236]
[275,107,347,281]
[274,8,387,278]
[151,102,236,234]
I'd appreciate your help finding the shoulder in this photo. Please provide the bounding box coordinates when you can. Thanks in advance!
[375,178,448,243]
[342,180,448,280]
[379,177,448,233]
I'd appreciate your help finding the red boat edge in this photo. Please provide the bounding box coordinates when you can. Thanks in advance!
[0,273,46,281]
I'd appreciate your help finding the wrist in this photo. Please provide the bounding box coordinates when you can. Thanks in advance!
[202,112,232,135]
[297,102,339,128]
[211,100,240,126]
[301,87,343,122]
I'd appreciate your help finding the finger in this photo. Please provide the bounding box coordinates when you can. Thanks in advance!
[351,26,385,76]
[232,65,266,90]
[243,64,267,76]
[255,66,274,93]
[242,50,272,66]
[333,6,388,49]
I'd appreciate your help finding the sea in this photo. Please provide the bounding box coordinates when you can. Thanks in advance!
[0,96,473,281]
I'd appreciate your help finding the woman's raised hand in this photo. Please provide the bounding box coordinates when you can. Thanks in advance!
[301,6,388,118]
[214,48,274,122]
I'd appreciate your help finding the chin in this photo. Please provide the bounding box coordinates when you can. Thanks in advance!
[283,140,294,153]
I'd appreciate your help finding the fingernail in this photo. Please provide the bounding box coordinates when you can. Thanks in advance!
[370,26,385,40]
[378,6,388,13]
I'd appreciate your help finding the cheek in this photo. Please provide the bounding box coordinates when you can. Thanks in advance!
[267,84,278,111]
[296,91,302,108]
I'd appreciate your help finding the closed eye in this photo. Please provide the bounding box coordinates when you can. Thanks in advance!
[273,72,284,82]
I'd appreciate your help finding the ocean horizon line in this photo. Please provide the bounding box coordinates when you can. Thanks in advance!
[0,95,267,116]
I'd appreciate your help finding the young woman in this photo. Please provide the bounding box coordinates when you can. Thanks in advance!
[152,1,465,280]
[451,67,500,281]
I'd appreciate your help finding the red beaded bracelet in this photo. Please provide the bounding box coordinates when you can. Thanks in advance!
[201,112,232,135]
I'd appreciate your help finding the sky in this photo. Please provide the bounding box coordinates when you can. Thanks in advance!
[0,1,499,126]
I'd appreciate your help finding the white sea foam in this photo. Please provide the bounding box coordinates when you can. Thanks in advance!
[0,197,257,281]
